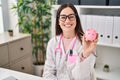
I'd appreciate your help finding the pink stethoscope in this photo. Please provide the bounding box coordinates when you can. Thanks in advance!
[54,34,77,57]
[54,34,97,66]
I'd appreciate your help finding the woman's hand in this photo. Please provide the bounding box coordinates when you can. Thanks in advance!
[82,33,98,58]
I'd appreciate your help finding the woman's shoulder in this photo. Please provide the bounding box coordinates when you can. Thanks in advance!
[48,35,59,45]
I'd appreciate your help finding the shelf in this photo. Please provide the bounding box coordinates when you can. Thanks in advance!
[78,5,120,9]
[52,5,120,9]
[97,42,120,48]
[95,65,120,80]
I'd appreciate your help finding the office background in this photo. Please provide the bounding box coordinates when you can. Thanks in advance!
[0,0,120,80]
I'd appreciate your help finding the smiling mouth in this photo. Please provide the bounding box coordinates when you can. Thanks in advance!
[64,24,72,28]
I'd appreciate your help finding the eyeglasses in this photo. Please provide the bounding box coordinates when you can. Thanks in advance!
[59,14,76,22]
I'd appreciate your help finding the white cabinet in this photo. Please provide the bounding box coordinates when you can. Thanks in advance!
[8,37,32,62]
[0,32,33,74]
[10,56,33,74]
[51,5,120,80]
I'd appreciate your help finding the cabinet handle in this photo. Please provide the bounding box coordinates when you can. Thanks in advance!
[21,67,25,70]
[20,47,24,50]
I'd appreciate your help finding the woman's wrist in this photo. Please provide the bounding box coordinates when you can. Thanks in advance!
[81,52,87,58]
[82,49,89,57]
[80,51,87,62]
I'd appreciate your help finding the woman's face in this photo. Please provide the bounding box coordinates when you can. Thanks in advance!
[59,7,76,33]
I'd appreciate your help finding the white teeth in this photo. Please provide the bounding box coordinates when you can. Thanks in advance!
[65,24,71,27]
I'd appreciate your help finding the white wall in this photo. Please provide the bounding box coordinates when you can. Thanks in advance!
[8,0,19,33]
[0,6,4,33]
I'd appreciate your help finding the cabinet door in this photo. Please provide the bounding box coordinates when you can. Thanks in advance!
[58,0,79,5]
[0,44,9,66]
[8,37,32,61]
[10,56,33,74]
[109,0,120,5]
[80,0,106,5]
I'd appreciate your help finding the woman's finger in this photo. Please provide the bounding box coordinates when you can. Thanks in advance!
[93,33,99,43]
[82,34,86,44]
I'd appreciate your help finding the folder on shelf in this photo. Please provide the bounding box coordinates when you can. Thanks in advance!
[86,15,93,29]
[80,15,87,32]
[113,16,120,45]
[104,16,113,44]
[92,15,99,32]
[97,15,106,43]
[86,15,98,30]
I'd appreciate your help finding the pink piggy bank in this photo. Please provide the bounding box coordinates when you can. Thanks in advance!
[85,28,97,41]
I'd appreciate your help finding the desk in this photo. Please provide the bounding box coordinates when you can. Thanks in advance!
[0,68,43,80]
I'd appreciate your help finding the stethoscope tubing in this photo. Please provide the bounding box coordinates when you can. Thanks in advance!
[54,34,77,69]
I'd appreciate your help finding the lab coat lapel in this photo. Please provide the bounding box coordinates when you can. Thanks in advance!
[59,40,67,69]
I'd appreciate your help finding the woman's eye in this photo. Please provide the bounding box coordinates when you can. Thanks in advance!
[61,16,66,19]
[69,16,75,20]
[69,15,75,19]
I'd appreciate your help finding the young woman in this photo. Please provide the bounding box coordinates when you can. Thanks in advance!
[43,3,98,80]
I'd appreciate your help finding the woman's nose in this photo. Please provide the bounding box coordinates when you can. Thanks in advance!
[65,17,70,22]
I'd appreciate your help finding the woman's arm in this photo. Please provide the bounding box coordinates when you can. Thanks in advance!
[71,34,98,80]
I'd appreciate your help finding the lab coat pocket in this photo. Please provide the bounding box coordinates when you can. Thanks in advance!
[68,54,77,64]
[67,54,78,71]
[67,50,78,64]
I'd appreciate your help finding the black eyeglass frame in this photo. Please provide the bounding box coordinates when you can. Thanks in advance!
[58,14,76,22]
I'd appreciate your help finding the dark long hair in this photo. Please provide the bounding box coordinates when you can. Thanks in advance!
[55,3,84,43]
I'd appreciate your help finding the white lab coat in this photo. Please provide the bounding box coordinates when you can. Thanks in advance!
[43,35,96,80]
